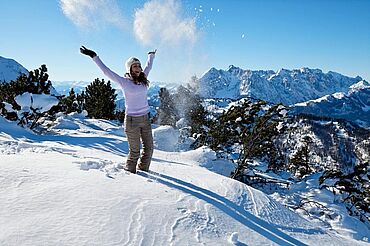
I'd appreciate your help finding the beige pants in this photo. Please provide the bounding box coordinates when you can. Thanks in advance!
[124,114,153,172]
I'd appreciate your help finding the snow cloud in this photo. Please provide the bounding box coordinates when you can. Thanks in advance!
[133,0,198,46]
[60,0,198,46]
[59,0,126,30]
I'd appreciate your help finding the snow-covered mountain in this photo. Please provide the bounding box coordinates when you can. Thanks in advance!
[198,65,364,105]
[0,56,28,82]
[198,67,241,99]
[292,81,370,128]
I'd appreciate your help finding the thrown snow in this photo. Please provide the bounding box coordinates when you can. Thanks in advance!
[0,114,369,245]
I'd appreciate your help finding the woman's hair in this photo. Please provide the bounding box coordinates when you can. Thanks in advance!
[125,71,150,86]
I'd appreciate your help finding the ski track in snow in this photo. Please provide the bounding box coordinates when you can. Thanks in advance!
[246,185,258,215]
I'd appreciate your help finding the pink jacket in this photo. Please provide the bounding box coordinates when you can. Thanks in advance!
[93,53,155,116]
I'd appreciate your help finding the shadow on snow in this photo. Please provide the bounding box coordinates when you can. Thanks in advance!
[139,171,325,246]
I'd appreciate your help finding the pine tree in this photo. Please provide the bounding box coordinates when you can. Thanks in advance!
[58,88,85,114]
[288,136,313,178]
[156,87,178,126]
[174,85,190,119]
[84,78,117,120]
[115,110,126,123]
[27,64,51,94]
[236,103,286,178]
[76,91,86,113]
[186,95,208,134]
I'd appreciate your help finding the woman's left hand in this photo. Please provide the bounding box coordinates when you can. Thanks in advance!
[148,49,157,55]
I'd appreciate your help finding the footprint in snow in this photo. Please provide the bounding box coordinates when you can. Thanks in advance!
[79,161,105,171]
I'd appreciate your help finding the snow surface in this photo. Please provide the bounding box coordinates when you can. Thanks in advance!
[0,114,369,245]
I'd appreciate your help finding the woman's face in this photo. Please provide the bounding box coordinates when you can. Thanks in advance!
[131,63,142,77]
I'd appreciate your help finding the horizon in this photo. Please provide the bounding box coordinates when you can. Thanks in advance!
[1,0,369,83]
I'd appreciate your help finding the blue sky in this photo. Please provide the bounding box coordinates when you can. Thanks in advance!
[1,0,369,84]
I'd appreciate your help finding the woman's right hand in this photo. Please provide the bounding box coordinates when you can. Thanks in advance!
[80,46,97,58]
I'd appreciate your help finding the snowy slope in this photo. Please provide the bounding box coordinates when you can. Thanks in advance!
[0,56,28,82]
[0,115,368,245]
[198,65,364,105]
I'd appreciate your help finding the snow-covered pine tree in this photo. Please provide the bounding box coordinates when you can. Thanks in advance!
[196,99,287,181]
[288,135,314,178]
[0,65,52,112]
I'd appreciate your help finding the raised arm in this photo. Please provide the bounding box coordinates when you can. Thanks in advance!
[92,56,123,83]
[143,49,156,77]
[80,45,123,83]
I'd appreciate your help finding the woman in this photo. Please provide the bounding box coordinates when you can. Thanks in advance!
[80,46,156,173]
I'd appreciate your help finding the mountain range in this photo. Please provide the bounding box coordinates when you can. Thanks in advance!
[198,65,370,127]
[199,65,364,104]
[293,81,370,128]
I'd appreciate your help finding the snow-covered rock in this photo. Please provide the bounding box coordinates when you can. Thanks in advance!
[14,92,59,113]
[152,125,180,151]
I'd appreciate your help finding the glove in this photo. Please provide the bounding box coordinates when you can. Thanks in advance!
[148,49,157,55]
[80,46,97,58]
